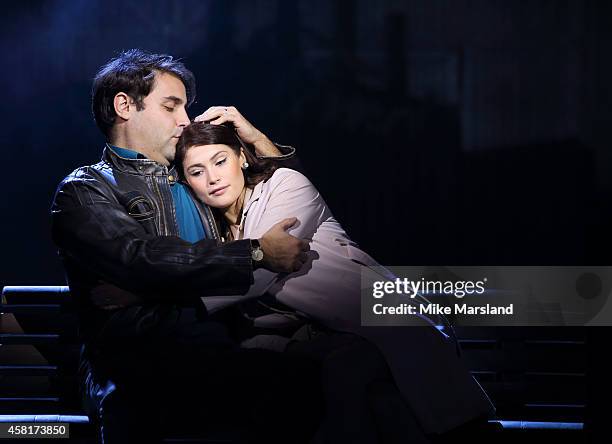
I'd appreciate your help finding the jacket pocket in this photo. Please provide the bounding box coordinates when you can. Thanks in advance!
[118,192,158,234]
[126,195,156,222]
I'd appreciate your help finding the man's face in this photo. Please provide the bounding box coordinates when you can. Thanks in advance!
[127,72,190,165]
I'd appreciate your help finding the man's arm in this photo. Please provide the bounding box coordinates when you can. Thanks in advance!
[193,106,304,172]
[52,167,254,300]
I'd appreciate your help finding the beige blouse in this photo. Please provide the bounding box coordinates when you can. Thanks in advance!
[201,168,494,434]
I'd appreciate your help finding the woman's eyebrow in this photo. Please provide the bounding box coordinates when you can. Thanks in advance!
[186,151,228,169]
[209,150,227,161]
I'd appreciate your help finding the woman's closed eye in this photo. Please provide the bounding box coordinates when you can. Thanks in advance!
[188,169,204,177]
[215,158,227,167]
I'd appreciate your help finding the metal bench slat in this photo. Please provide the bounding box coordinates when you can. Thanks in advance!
[2,286,72,306]
[0,334,60,345]
[0,414,89,423]
[0,304,62,315]
[0,365,58,377]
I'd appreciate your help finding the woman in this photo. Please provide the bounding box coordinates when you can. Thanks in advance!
[176,122,495,440]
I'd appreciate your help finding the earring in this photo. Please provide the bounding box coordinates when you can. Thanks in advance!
[241,162,249,170]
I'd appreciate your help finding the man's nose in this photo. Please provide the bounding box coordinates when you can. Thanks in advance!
[177,107,190,127]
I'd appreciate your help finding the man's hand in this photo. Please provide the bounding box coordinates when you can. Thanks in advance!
[258,217,310,273]
[194,106,281,157]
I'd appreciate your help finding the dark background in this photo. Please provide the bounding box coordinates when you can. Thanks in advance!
[0,0,610,438]
[0,0,612,284]
[2,0,612,286]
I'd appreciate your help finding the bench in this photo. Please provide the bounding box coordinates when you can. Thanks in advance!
[1,286,586,443]
[453,326,586,443]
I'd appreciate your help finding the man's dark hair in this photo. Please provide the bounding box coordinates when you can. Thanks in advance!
[92,49,196,138]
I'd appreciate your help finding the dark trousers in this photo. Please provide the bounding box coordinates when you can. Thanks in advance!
[85,305,323,444]
[285,326,431,444]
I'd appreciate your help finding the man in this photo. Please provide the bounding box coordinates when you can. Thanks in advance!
[51,49,321,444]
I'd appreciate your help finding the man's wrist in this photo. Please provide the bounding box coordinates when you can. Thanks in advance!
[250,238,265,268]
[252,134,281,157]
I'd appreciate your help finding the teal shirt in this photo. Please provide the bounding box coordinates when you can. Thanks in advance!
[110,146,206,243]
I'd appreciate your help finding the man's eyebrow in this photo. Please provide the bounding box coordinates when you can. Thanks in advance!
[161,96,184,104]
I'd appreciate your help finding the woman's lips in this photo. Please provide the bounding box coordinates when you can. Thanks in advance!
[209,185,229,196]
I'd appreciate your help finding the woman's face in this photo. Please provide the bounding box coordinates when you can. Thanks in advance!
[183,144,246,209]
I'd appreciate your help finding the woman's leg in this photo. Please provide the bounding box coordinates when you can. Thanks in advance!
[367,379,431,444]
[286,328,388,443]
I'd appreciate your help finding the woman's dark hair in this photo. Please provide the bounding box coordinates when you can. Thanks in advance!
[92,49,196,138]
[176,121,279,187]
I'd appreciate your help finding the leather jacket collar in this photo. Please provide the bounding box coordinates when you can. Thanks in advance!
[103,144,178,178]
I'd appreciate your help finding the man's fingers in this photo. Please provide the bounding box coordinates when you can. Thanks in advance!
[209,115,229,125]
[194,106,230,122]
[206,106,229,115]
[193,106,240,123]
[276,217,298,231]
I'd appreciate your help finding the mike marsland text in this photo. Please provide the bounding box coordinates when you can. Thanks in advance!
[372,303,514,316]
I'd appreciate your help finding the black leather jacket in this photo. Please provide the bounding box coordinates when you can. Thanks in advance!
[51,145,295,342]
[52,144,298,421]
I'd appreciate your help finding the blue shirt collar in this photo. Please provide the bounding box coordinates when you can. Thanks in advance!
[108,144,149,160]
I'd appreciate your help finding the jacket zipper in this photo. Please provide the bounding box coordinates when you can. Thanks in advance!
[151,175,169,236]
